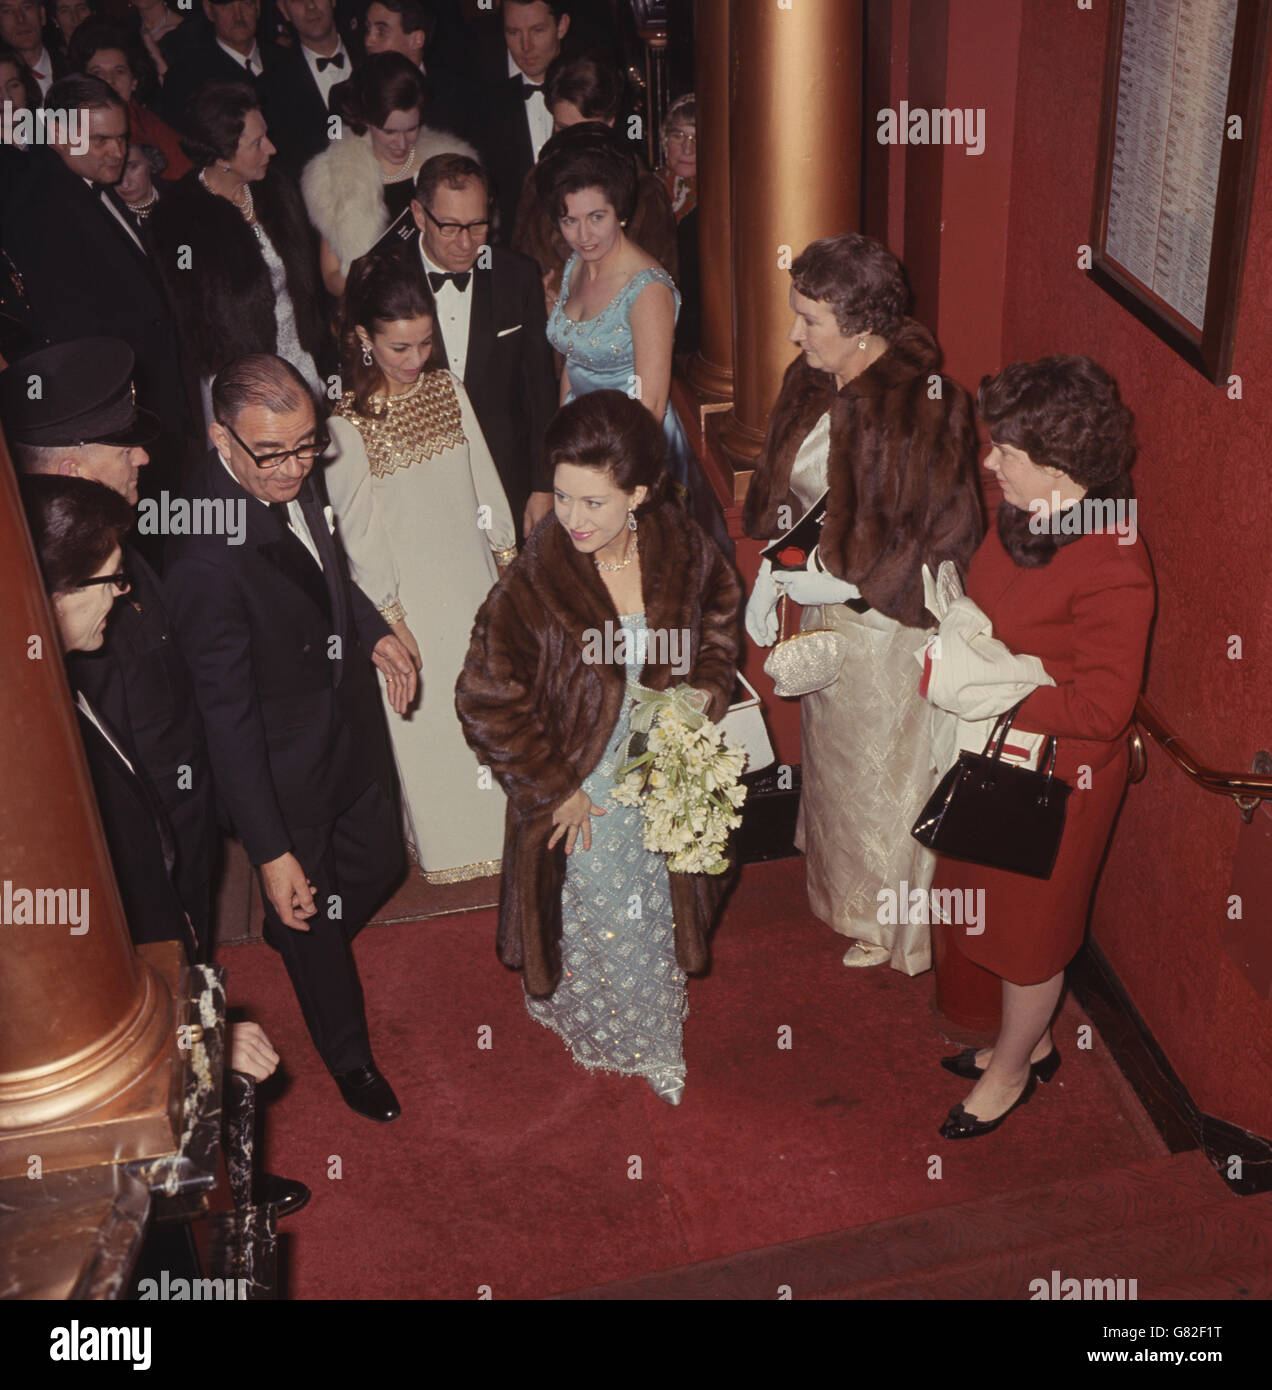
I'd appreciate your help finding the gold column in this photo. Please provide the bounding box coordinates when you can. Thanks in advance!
[685,0,734,398]
[716,0,864,465]
[0,437,181,1177]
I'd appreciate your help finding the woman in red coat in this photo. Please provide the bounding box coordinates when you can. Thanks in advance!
[933,355,1155,1139]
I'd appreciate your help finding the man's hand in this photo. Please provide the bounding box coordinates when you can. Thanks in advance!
[372,634,419,714]
[260,852,317,932]
[229,1020,280,1081]
[548,787,606,855]
[523,491,554,538]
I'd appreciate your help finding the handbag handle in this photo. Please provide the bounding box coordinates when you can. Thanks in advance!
[983,700,1060,793]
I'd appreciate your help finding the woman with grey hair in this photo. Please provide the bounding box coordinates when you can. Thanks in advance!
[744,232,982,973]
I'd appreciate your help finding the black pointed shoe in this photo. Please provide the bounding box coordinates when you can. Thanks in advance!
[334,1063,401,1122]
[254,1173,311,1218]
[940,1045,1061,1083]
[939,1071,1038,1140]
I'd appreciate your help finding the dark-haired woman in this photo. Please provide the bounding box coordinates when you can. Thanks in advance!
[540,131,692,501]
[455,390,741,1105]
[323,247,515,884]
[743,232,982,974]
[300,51,477,297]
[116,139,165,222]
[148,79,328,429]
[930,355,1154,1139]
[68,16,191,179]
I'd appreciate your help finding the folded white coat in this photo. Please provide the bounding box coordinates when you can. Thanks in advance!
[917,562,1055,775]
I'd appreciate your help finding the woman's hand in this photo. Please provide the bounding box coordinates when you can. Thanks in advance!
[390,619,422,671]
[372,634,419,714]
[548,787,607,854]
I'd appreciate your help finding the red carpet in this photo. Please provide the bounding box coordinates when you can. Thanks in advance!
[218,857,1172,1299]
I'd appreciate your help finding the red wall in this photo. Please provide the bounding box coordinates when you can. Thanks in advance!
[967,1,1272,1136]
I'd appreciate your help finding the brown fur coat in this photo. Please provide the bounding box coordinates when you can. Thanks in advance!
[455,503,742,997]
[742,319,983,627]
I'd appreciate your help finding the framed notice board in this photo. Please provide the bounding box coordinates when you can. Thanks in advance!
[1089,0,1271,384]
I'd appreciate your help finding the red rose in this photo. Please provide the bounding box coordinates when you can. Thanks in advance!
[776,547,807,567]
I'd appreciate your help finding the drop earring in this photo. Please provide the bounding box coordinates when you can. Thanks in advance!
[361,342,373,367]
[858,338,868,351]
[627,509,637,532]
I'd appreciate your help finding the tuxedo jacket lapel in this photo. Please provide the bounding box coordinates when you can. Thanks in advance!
[464,264,494,389]
[299,478,347,648]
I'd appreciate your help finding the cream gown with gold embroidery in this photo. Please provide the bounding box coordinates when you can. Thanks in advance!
[324,369,516,882]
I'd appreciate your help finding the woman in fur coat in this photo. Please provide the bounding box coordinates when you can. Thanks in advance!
[149,80,330,430]
[743,232,982,975]
[455,390,742,1106]
[300,52,478,297]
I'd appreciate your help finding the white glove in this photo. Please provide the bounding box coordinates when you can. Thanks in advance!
[745,558,782,647]
[922,560,964,622]
[775,545,861,607]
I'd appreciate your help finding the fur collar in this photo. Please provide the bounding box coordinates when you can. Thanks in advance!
[300,126,478,273]
[997,474,1135,567]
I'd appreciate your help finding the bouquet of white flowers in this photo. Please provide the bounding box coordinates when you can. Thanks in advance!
[610,683,748,875]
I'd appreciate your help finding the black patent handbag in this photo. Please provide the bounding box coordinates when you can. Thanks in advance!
[910,702,1071,879]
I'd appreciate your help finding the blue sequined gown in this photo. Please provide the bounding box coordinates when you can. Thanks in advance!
[525,612,688,1081]
[546,253,693,493]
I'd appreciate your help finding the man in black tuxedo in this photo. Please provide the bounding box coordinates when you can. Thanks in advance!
[2,338,219,956]
[408,152,555,537]
[262,0,357,177]
[164,354,418,1122]
[1,76,194,514]
[358,0,477,140]
[161,0,281,125]
[480,0,568,240]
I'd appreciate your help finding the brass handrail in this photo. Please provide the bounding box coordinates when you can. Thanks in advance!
[1132,695,1272,820]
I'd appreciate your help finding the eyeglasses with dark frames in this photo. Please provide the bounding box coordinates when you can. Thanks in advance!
[224,422,331,469]
[421,204,491,240]
[76,571,131,594]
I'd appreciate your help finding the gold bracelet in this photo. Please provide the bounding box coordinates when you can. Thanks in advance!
[379,599,406,625]
[492,545,518,566]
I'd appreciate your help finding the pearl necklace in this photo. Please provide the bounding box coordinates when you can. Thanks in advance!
[594,534,638,572]
[199,166,254,223]
[380,144,417,183]
[127,188,159,221]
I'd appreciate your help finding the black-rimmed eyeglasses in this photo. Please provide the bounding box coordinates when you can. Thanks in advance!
[224,422,331,469]
[76,572,131,594]
[420,205,490,240]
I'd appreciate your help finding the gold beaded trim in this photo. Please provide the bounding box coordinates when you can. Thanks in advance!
[492,545,517,566]
[379,599,406,624]
[420,857,502,885]
[336,371,466,479]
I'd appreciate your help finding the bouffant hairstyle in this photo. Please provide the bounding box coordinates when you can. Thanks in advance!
[790,232,909,340]
[19,474,134,596]
[329,52,425,137]
[68,17,159,105]
[0,45,42,111]
[535,122,638,225]
[178,80,259,168]
[543,390,671,516]
[543,54,626,125]
[340,248,442,418]
[978,355,1135,487]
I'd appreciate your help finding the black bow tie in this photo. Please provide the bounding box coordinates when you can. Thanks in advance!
[316,52,346,71]
[520,80,543,99]
[428,270,471,293]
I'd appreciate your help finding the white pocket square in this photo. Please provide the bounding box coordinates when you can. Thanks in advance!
[496,324,522,338]
[322,504,336,534]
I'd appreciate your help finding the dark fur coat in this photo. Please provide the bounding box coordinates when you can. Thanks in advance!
[455,503,743,998]
[147,168,329,380]
[742,319,983,627]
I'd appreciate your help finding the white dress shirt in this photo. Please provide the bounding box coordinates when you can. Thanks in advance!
[508,50,552,161]
[76,692,136,774]
[218,39,264,76]
[301,38,350,108]
[218,451,323,570]
[28,45,54,96]
[419,240,474,380]
[84,177,146,254]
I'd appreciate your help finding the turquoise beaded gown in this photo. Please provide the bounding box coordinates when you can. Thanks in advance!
[525,612,688,1087]
[546,253,693,493]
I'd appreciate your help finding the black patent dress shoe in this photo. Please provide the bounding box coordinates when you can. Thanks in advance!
[254,1173,311,1218]
[939,1071,1038,1140]
[940,1045,1062,1083]
[334,1063,401,1122]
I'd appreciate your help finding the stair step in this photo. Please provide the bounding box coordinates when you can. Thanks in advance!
[559,1151,1254,1300]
